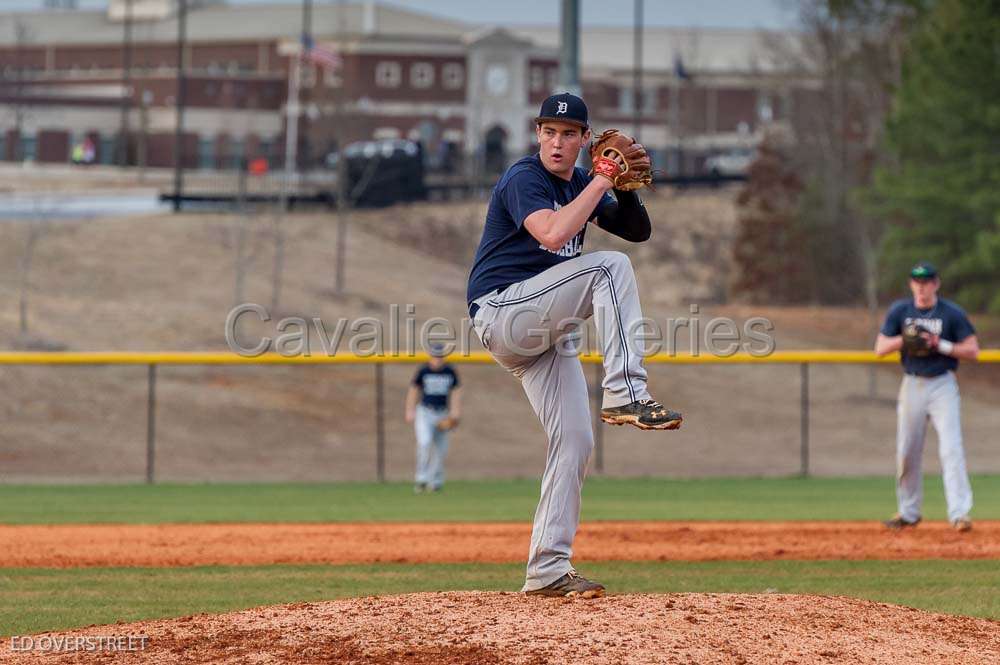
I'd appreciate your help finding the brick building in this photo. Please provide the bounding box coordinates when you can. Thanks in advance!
[0,0,798,171]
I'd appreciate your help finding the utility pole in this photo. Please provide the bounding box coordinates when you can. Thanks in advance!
[282,0,312,188]
[301,0,313,169]
[272,0,312,311]
[559,0,583,167]
[172,0,188,211]
[333,0,350,295]
[11,21,29,162]
[670,62,682,176]
[558,0,580,95]
[632,0,643,142]
[118,0,133,167]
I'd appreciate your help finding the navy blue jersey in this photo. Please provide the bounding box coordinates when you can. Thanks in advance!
[881,297,976,376]
[412,364,460,409]
[466,154,615,305]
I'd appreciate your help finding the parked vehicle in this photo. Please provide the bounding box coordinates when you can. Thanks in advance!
[325,139,425,207]
[704,148,755,177]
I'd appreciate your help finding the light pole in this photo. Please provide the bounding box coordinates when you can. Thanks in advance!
[172,0,187,211]
[118,0,133,168]
[633,0,643,142]
[558,0,580,95]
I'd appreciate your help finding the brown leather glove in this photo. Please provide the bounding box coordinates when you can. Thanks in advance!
[437,416,459,432]
[589,129,653,191]
[902,323,933,357]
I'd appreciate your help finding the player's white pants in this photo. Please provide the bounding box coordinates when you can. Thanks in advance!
[414,404,449,489]
[471,251,652,591]
[895,371,973,523]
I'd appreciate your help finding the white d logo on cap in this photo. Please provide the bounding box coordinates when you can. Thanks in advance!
[556,101,568,114]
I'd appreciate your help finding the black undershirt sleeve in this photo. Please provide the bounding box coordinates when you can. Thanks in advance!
[595,189,651,242]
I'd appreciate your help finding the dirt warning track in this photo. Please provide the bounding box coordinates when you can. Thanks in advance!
[2,520,998,568]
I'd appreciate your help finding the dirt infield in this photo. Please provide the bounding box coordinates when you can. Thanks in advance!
[2,521,998,568]
[3,592,999,664]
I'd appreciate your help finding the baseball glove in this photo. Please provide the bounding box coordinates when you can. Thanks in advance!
[589,129,653,191]
[437,416,459,432]
[902,323,932,357]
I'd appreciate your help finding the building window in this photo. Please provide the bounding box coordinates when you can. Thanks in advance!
[410,62,434,89]
[643,89,657,114]
[301,63,317,88]
[20,134,37,162]
[99,136,115,164]
[530,66,544,92]
[618,87,634,114]
[442,63,464,90]
[546,67,558,91]
[197,137,214,170]
[324,66,342,88]
[757,92,774,122]
[375,61,401,88]
[618,88,657,114]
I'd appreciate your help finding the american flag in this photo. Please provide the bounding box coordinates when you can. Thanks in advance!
[301,33,342,70]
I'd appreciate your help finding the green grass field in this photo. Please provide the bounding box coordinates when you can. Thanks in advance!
[3,561,998,636]
[2,475,999,524]
[2,476,998,636]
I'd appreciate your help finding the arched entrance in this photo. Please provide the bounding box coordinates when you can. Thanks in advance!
[483,125,508,174]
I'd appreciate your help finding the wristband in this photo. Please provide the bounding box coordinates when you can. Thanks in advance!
[592,156,622,182]
[937,339,954,356]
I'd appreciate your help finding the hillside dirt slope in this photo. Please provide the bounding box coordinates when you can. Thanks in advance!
[1,190,998,481]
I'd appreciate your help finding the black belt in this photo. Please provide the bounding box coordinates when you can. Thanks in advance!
[905,370,949,378]
[468,285,507,319]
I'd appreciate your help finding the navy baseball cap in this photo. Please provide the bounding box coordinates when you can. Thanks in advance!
[910,262,938,280]
[534,92,589,129]
[428,343,447,358]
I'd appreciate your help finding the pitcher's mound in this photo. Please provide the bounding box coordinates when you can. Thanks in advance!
[5,592,999,664]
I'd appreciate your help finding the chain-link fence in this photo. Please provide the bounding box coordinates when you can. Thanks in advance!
[2,351,998,484]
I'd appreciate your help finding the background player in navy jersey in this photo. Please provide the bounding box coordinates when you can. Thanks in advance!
[875,262,980,532]
[467,92,681,598]
[405,344,461,493]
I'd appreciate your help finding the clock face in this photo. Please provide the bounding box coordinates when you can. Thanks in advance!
[486,64,509,96]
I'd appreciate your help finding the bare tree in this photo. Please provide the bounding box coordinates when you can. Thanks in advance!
[2,20,34,162]
[270,7,380,309]
[764,0,916,307]
[16,194,69,350]
[761,0,917,397]
[18,220,46,338]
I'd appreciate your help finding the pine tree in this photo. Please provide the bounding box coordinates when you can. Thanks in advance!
[870,0,1000,311]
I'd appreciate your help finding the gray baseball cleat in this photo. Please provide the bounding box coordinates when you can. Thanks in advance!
[952,517,973,532]
[601,399,682,430]
[882,514,921,530]
[525,571,605,599]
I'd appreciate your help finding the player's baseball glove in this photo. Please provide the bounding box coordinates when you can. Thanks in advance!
[589,129,653,191]
[902,323,932,357]
[437,416,459,432]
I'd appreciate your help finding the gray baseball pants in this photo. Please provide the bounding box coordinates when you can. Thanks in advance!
[895,371,973,523]
[471,251,651,591]
[414,404,450,489]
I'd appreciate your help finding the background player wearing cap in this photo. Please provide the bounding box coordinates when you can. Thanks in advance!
[875,262,980,532]
[467,93,681,598]
[405,346,461,493]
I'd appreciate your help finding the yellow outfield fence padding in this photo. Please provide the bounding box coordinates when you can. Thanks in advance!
[0,350,997,365]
